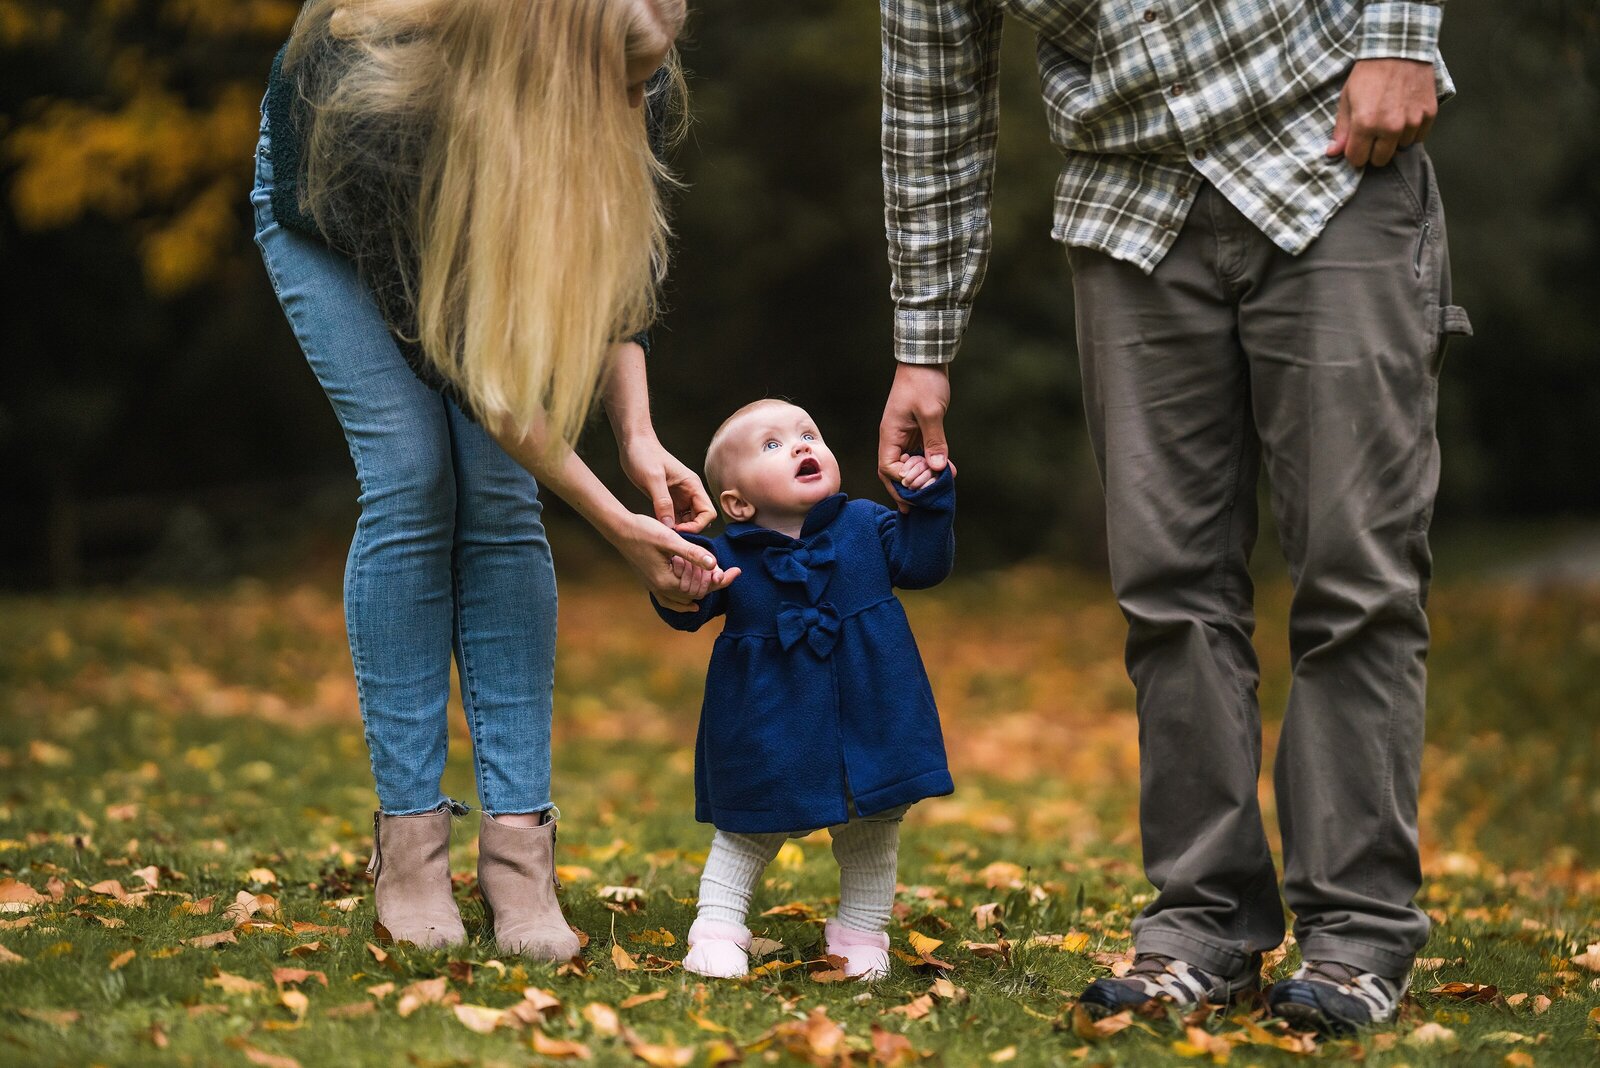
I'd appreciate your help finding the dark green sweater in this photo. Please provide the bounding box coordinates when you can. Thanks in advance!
[263,44,661,412]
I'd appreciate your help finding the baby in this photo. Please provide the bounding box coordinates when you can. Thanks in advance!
[652,399,956,980]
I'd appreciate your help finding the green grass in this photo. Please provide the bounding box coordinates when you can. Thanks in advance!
[1,565,1597,1066]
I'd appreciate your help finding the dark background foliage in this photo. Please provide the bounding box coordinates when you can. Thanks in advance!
[1,0,1596,588]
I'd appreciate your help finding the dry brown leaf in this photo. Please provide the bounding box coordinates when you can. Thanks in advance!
[280,988,310,1021]
[0,878,48,911]
[453,1004,506,1033]
[1172,1026,1233,1061]
[16,1007,79,1027]
[620,989,668,1009]
[760,901,815,919]
[979,861,1026,888]
[630,927,676,947]
[1414,956,1464,970]
[0,944,25,964]
[929,976,967,1002]
[366,982,395,1000]
[396,977,451,1017]
[887,994,934,1020]
[1405,1022,1459,1048]
[748,958,804,978]
[130,865,160,888]
[1572,943,1600,972]
[687,1010,729,1033]
[1532,995,1552,1015]
[176,895,216,916]
[328,896,362,912]
[582,1002,621,1035]
[272,967,328,988]
[234,1041,302,1068]
[0,917,35,930]
[989,1046,1017,1062]
[148,1021,169,1049]
[531,1030,592,1059]
[1072,1005,1134,1040]
[290,921,348,936]
[88,879,127,901]
[287,941,323,958]
[748,935,785,958]
[520,987,562,1018]
[622,1029,694,1067]
[109,949,136,971]
[973,902,1004,931]
[1425,981,1499,1003]
[1503,1053,1535,1068]
[871,1025,918,1066]
[611,943,639,971]
[222,891,262,926]
[247,868,278,886]
[185,930,238,949]
[207,970,265,996]
[324,1002,376,1019]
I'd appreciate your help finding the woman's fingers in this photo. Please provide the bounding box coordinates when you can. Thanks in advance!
[669,471,718,532]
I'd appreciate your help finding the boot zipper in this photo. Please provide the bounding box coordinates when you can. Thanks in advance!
[550,820,563,891]
[365,811,381,877]
[1413,220,1431,277]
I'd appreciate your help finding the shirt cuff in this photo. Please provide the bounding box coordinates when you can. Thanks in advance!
[893,307,968,365]
[1357,2,1443,63]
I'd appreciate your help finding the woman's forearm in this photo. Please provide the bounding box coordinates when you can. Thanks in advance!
[489,420,632,547]
[601,340,657,447]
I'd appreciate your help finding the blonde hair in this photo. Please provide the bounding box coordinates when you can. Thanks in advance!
[285,0,688,447]
[703,398,796,516]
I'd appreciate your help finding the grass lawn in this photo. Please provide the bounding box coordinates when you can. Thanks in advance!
[1,559,1597,1066]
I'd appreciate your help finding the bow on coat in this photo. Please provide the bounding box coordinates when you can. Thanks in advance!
[777,601,840,658]
[763,533,835,602]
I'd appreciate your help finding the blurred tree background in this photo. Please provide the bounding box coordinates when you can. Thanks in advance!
[1,0,1596,589]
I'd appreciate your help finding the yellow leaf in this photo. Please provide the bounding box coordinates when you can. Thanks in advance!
[620,990,668,1009]
[1503,1053,1535,1068]
[623,1032,694,1067]
[907,931,944,956]
[688,1010,728,1033]
[989,1047,1017,1062]
[453,1004,505,1033]
[611,943,639,971]
[109,949,136,971]
[630,927,677,947]
[887,995,934,1020]
[1072,1005,1134,1041]
[247,868,279,886]
[556,865,595,883]
[582,1002,620,1035]
[774,842,805,870]
[531,1030,592,1059]
[280,989,310,1021]
[207,971,265,996]
[1061,931,1091,953]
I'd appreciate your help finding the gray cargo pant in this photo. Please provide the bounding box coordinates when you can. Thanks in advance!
[1068,146,1470,979]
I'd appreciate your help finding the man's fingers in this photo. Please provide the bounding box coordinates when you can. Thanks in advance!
[1327,89,1352,157]
[1415,113,1435,144]
[1345,128,1374,168]
[1369,134,1397,168]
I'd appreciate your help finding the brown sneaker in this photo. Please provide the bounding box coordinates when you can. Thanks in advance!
[476,811,582,960]
[366,805,467,948]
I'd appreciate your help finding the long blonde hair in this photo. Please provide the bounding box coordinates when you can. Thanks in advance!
[285,0,687,446]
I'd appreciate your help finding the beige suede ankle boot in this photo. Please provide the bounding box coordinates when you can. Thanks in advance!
[366,807,467,948]
[476,812,581,960]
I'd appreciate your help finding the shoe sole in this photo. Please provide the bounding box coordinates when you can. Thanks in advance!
[1079,984,1260,1022]
[1271,998,1360,1038]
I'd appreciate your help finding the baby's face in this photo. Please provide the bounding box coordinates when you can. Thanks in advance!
[721,403,841,520]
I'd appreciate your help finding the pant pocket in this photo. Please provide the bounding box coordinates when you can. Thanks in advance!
[1433,304,1473,375]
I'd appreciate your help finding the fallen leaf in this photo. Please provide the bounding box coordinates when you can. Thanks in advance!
[148,1021,169,1049]
[556,865,595,883]
[0,879,48,912]
[1573,943,1600,972]
[0,944,24,964]
[622,1029,694,1067]
[620,990,668,1009]
[887,994,934,1020]
[1425,981,1500,1003]
[109,949,136,970]
[748,936,785,958]
[233,1040,302,1068]
[1172,1026,1233,1061]
[583,1002,621,1035]
[630,927,676,947]
[748,958,804,978]
[521,987,563,1018]
[247,868,279,886]
[688,1010,729,1033]
[989,1047,1017,1062]
[454,1004,506,1033]
[287,941,323,958]
[208,970,265,996]
[871,1025,918,1066]
[176,895,216,916]
[1073,1005,1134,1040]
[16,1007,79,1027]
[1532,995,1552,1015]
[979,861,1026,888]
[929,977,967,1002]
[280,988,310,1021]
[366,982,395,999]
[328,896,362,912]
[396,977,452,1017]
[272,968,328,988]
[222,891,262,926]
[108,800,142,821]
[611,943,639,971]
[972,902,1004,931]
[88,879,127,901]
[1405,1022,1459,1048]
[185,930,239,949]
[907,930,943,956]
[0,917,35,930]
[531,1030,592,1059]
[130,865,160,888]
[760,901,815,919]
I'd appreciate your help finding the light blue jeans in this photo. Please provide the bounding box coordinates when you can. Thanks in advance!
[250,106,557,817]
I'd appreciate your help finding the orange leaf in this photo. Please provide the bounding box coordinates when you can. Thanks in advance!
[531,1029,592,1059]
[185,930,238,949]
[109,949,136,971]
[611,943,639,971]
[1072,1005,1134,1040]
[620,990,668,1009]
[582,1002,620,1036]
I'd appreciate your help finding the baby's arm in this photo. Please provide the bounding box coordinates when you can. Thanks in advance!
[651,533,740,631]
[877,458,956,589]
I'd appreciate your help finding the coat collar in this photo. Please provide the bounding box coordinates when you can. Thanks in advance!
[724,493,848,547]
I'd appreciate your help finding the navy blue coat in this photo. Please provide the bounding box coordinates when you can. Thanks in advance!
[652,469,957,833]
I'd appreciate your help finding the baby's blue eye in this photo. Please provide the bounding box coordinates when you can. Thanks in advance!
[763,440,781,451]
[802,433,816,441]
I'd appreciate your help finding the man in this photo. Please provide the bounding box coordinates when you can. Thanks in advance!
[876,0,1471,1036]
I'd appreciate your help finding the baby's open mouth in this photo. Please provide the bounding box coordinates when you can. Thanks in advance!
[795,457,822,479]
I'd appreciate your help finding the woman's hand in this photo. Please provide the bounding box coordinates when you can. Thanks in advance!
[611,512,734,610]
[619,435,717,533]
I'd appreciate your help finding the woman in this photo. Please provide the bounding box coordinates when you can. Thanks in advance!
[249,0,722,959]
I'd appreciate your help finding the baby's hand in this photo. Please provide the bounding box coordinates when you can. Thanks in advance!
[896,451,948,492]
[660,555,740,612]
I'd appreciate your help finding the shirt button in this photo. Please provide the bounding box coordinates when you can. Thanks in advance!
[1193,147,1208,160]
[1170,83,1185,96]
[1143,9,1157,21]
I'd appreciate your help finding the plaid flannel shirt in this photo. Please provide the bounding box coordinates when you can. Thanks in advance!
[882,0,1455,364]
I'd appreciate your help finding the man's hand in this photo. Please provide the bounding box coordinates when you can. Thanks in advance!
[878,363,951,510]
[1328,58,1438,168]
